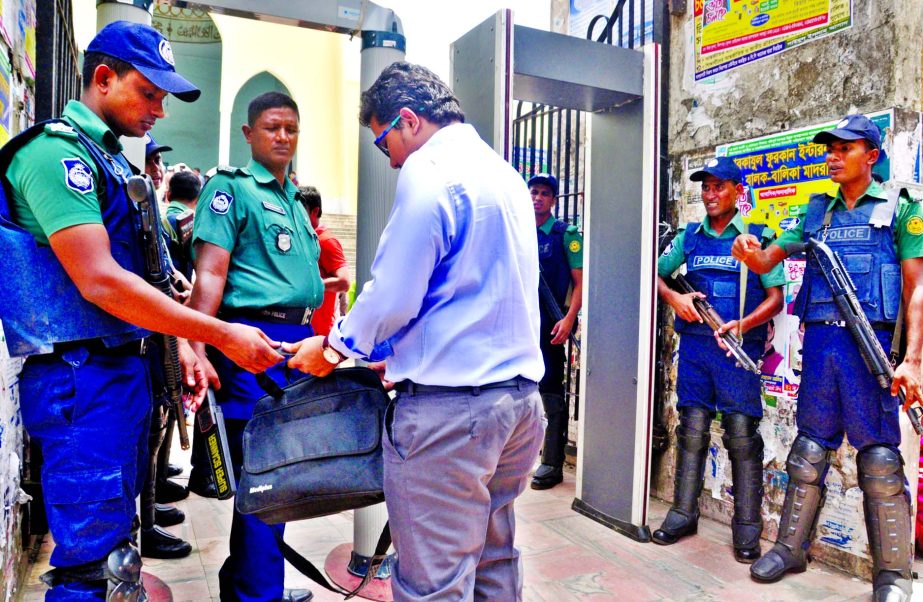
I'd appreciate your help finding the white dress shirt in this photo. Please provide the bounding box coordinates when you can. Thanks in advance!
[328,122,543,386]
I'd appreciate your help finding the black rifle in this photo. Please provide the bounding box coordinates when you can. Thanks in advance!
[668,273,762,374]
[127,175,190,450]
[538,272,580,350]
[789,238,923,435]
[196,390,236,499]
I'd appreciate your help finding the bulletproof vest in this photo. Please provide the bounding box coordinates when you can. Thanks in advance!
[537,219,572,321]
[793,190,902,324]
[0,119,148,356]
[675,222,769,342]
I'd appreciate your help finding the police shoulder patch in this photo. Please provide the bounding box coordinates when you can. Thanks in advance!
[568,239,582,253]
[61,158,94,194]
[209,190,234,215]
[906,216,923,236]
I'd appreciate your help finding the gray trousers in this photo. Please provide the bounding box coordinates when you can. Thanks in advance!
[383,381,544,602]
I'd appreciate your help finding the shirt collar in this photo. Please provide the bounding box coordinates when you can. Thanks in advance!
[695,210,745,237]
[538,215,557,234]
[246,159,296,196]
[828,180,887,211]
[62,100,123,154]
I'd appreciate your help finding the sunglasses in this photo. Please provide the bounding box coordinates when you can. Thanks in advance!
[373,115,402,157]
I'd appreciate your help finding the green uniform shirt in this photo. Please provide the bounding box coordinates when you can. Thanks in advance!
[192,159,323,310]
[539,216,583,269]
[8,100,121,245]
[773,181,923,260]
[658,211,786,288]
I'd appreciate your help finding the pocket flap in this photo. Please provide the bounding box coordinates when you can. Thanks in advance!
[842,253,872,274]
[711,281,737,298]
[243,386,385,473]
[45,467,122,505]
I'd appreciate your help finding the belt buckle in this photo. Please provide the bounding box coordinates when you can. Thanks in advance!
[301,308,314,326]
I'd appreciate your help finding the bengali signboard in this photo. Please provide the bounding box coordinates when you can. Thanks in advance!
[694,0,852,81]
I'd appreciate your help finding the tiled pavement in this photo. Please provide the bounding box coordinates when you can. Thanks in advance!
[20,465,913,601]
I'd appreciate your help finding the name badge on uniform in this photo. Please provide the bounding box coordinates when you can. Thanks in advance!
[277,232,292,252]
[262,200,286,215]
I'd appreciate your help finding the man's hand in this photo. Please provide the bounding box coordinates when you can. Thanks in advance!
[732,234,762,263]
[367,360,393,391]
[893,359,922,410]
[177,338,208,407]
[714,319,745,352]
[283,336,336,377]
[550,315,576,345]
[218,323,284,374]
[668,291,705,323]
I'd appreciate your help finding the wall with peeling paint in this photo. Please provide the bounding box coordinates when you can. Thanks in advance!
[0,322,25,601]
[653,0,923,580]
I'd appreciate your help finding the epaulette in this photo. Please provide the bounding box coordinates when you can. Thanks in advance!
[565,223,580,235]
[43,122,78,140]
[215,165,249,176]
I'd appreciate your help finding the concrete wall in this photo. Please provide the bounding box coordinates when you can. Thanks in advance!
[0,323,25,602]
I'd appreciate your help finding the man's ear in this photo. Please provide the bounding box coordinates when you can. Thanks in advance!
[92,64,114,95]
[866,147,880,167]
[242,124,252,145]
[398,107,419,133]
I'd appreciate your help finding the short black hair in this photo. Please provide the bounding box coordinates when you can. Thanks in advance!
[359,62,464,129]
[169,171,201,202]
[248,92,299,126]
[82,52,134,89]
[298,185,322,218]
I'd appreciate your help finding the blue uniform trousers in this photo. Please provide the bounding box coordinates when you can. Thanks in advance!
[798,324,901,451]
[676,333,763,418]
[19,345,152,601]
[212,317,311,602]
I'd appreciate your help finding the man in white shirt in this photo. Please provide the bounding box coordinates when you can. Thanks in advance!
[287,61,545,601]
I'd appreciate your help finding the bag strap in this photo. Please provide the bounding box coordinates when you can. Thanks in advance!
[255,372,285,399]
[274,523,392,600]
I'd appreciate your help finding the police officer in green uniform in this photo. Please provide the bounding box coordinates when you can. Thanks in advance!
[735,115,923,602]
[190,92,321,602]
[0,22,283,601]
[528,173,583,490]
[653,157,784,563]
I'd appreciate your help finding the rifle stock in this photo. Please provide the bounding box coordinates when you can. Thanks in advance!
[670,274,762,374]
[805,238,923,435]
[128,175,190,450]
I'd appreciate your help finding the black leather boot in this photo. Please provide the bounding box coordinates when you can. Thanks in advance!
[156,478,189,503]
[751,435,828,583]
[722,413,764,563]
[531,393,567,490]
[154,504,185,528]
[652,407,712,545]
[140,525,192,559]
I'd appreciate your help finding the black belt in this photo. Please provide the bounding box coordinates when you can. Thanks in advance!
[815,320,894,331]
[52,337,148,357]
[220,305,315,325]
[394,377,535,396]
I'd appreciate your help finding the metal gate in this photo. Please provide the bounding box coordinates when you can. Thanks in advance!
[512,102,585,454]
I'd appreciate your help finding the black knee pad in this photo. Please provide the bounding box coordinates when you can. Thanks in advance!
[858,446,905,498]
[786,435,829,486]
[721,413,763,459]
[677,407,713,452]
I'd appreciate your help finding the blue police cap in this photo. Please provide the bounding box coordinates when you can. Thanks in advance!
[87,21,200,102]
[812,114,881,149]
[527,173,558,196]
[690,157,743,184]
[143,133,172,157]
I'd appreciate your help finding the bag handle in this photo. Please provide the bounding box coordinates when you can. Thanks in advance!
[255,372,286,399]
[274,523,392,600]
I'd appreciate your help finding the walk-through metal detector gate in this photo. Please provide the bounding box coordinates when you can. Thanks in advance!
[452,11,661,541]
